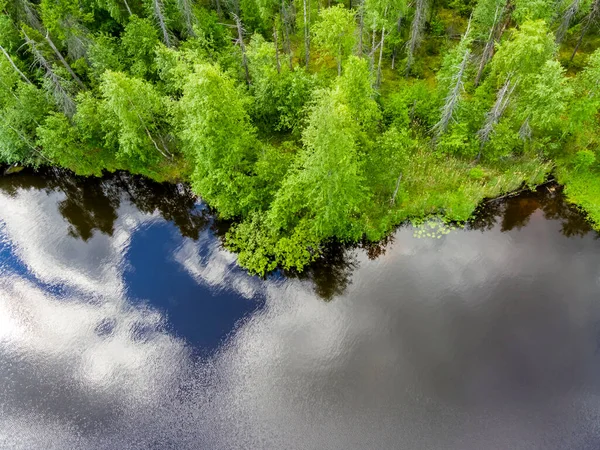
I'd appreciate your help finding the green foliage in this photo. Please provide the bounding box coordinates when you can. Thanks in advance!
[513,0,556,24]
[333,56,381,134]
[574,149,596,170]
[269,88,369,241]
[2,0,600,274]
[469,166,486,180]
[99,70,173,170]
[121,15,160,79]
[37,112,107,176]
[491,20,556,83]
[0,82,52,165]
[226,212,279,276]
[312,5,356,74]
[247,35,317,133]
[179,63,259,218]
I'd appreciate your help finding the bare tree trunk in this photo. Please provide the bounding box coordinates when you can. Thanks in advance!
[16,0,42,30]
[123,0,133,15]
[358,1,364,56]
[474,5,501,87]
[556,0,581,44]
[303,0,310,67]
[177,0,196,37]
[476,77,516,160]
[23,30,76,116]
[234,15,251,86]
[391,15,402,69]
[406,0,428,76]
[152,0,172,47]
[390,173,403,205]
[432,17,471,139]
[0,45,32,84]
[570,0,600,60]
[274,22,281,73]
[432,46,470,139]
[43,32,86,90]
[281,0,293,70]
[370,24,377,73]
[376,25,386,87]
[474,1,513,86]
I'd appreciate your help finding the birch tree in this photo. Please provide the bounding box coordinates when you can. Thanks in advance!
[312,5,356,75]
[99,71,174,168]
[179,63,258,218]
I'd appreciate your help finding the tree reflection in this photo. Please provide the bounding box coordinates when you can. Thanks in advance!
[469,184,595,238]
[2,170,596,302]
[112,173,209,240]
[285,242,359,301]
[0,168,209,242]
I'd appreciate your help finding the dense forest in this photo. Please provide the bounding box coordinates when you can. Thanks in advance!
[1,0,600,273]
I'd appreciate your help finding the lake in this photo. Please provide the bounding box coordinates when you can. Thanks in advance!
[1,168,600,449]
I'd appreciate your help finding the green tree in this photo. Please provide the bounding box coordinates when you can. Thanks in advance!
[120,15,160,79]
[179,63,259,218]
[99,70,173,172]
[312,5,357,75]
[268,88,369,264]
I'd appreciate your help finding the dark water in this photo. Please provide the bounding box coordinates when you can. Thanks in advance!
[1,169,600,450]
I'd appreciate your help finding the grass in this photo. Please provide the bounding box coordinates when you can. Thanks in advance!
[397,151,550,221]
[555,160,600,230]
[361,149,552,241]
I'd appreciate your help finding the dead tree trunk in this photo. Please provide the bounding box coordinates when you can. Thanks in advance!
[432,18,471,139]
[23,30,76,117]
[476,77,516,160]
[43,32,86,90]
[556,0,581,44]
[153,0,173,47]
[376,25,386,87]
[234,14,251,86]
[433,47,470,139]
[303,0,310,67]
[570,0,600,60]
[177,0,197,37]
[0,45,32,84]
[406,0,427,76]
[391,15,402,69]
[123,0,133,15]
[274,21,281,73]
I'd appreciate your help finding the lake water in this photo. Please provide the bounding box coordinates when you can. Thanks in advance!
[1,169,600,449]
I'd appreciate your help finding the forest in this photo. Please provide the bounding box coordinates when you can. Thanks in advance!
[1,0,600,274]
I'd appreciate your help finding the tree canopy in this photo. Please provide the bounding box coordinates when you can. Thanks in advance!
[1,0,600,273]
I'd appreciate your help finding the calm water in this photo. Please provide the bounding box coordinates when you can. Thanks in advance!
[1,169,600,449]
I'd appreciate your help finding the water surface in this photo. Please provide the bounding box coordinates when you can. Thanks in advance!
[1,169,600,449]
